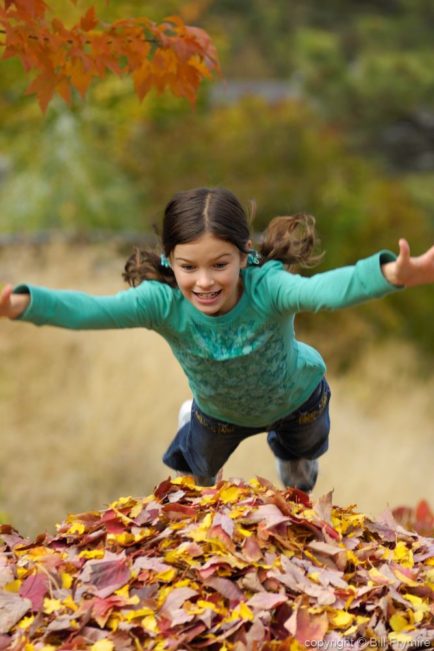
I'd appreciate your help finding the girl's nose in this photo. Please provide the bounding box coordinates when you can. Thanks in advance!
[196,271,214,289]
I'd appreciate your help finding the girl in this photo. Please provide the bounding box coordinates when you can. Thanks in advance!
[1,187,434,490]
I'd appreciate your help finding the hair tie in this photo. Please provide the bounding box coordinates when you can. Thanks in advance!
[160,253,171,269]
[247,249,261,265]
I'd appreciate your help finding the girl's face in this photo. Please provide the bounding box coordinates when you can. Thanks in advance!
[170,232,250,316]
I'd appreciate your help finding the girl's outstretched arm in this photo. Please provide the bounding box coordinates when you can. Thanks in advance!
[0,283,29,319]
[381,239,434,288]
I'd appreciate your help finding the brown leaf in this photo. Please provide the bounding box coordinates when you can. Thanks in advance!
[0,590,32,633]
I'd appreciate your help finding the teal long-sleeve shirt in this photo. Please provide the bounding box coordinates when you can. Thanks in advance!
[14,252,399,427]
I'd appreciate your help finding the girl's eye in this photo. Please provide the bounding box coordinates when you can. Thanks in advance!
[214,263,227,269]
[181,265,195,271]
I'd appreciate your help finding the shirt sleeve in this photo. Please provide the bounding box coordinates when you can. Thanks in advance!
[13,280,172,330]
[266,251,402,314]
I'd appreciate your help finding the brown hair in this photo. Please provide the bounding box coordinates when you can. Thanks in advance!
[123,187,322,287]
[258,214,323,271]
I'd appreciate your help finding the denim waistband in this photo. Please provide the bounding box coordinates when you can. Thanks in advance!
[192,378,329,435]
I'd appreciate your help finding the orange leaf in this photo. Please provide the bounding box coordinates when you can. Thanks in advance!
[80,6,98,32]
[25,71,58,112]
[132,60,153,101]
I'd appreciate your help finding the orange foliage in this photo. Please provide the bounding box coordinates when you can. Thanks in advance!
[0,0,220,110]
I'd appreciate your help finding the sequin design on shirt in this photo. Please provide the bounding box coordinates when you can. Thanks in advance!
[167,318,298,423]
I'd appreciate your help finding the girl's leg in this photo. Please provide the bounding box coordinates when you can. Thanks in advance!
[163,401,261,486]
[267,378,331,492]
[174,400,218,486]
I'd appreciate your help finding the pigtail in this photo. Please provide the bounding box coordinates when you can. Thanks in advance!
[258,214,324,271]
[122,247,177,288]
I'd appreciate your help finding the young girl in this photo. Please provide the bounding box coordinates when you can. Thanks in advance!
[1,187,433,491]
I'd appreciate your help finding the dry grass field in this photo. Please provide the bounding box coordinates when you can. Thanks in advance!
[1,241,433,536]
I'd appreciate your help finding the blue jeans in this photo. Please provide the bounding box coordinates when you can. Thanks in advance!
[163,378,331,479]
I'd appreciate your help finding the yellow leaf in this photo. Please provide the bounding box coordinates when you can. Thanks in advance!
[165,548,186,563]
[4,579,21,593]
[171,475,198,489]
[393,568,419,586]
[389,613,409,632]
[129,501,144,519]
[227,602,254,622]
[308,571,320,583]
[61,572,73,589]
[156,568,177,582]
[79,549,105,559]
[192,599,221,613]
[141,615,159,633]
[107,613,120,631]
[229,506,248,518]
[18,615,34,629]
[343,625,358,635]
[91,641,114,651]
[331,610,354,628]
[124,607,155,622]
[109,496,136,509]
[43,598,63,614]
[63,595,78,612]
[109,532,136,546]
[369,567,392,584]
[115,584,130,598]
[403,593,429,613]
[393,542,414,568]
[188,512,212,542]
[236,525,253,538]
[174,579,200,592]
[219,485,244,504]
[67,522,85,535]
[356,616,370,624]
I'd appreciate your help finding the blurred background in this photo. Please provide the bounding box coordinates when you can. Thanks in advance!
[1,0,433,535]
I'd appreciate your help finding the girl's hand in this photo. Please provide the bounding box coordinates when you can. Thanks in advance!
[382,239,434,288]
[0,283,30,319]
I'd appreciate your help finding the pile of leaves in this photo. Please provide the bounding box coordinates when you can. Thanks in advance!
[0,477,433,650]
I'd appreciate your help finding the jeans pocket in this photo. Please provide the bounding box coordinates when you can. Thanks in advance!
[297,379,330,425]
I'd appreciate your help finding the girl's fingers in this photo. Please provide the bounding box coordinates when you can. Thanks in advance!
[397,238,410,264]
[0,283,12,305]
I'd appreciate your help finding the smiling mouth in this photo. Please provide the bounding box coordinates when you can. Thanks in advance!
[193,290,222,299]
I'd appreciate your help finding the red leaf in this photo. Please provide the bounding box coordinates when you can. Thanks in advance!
[288,608,329,645]
[19,572,49,611]
[247,591,288,611]
[79,553,130,598]
[249,504,290,529]
[242,535,262,562]
[204,577,244,605]
[161,502,197,519]
[415,500,434,526]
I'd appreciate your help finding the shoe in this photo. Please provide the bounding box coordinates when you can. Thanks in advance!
[178,399,193,429]
[276,458,319,493]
